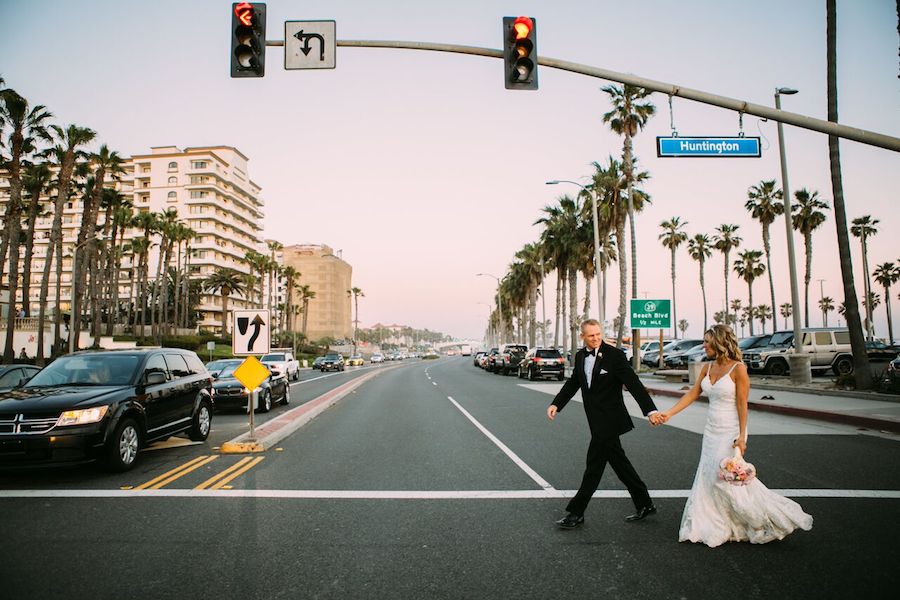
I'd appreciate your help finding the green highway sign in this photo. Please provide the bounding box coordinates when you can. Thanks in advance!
[630,299,671,329]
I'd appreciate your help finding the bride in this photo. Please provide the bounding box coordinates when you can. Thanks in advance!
[654,324,813,547]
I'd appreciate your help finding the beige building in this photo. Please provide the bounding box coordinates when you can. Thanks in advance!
[0,145,265,334]
[282,244,352,341]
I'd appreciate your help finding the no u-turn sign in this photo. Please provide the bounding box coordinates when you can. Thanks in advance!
[232,310,271,356]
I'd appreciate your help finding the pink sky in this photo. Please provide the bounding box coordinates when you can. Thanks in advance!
[2,0,898,340]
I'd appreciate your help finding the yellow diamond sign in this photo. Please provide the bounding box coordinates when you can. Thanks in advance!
[233,356,270,391]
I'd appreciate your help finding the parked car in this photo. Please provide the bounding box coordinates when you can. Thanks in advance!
[626,340,666,361]
[484,347,500,371]
[517,347,565,381]
[260,349,300,381]
[884,354,900,393]
[206,359,236,377]
[743,330,795,374]
[320,352,345,372]
[744,328,853,375]
[643,339,703,367]
[0,349,213,471]
[494,343,529,375]
[866,340,900,361]
[211,360,289,413]
[370,353,384,364]
[473,351,486,367]
[311,356,327,370]
[0,364,41,392]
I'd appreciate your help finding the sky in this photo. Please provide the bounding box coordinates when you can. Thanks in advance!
[2,0,898,341]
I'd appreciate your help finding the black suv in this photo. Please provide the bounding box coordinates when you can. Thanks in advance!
[0,348,213,471]
[319,352,345,372]
[518,348,565,381]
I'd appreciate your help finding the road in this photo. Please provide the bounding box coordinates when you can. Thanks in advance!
[2,357,898,599]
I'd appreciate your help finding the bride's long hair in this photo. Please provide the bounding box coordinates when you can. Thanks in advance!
[704,324,742,361]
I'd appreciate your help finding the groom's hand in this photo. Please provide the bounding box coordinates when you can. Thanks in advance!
[547,405,558,421]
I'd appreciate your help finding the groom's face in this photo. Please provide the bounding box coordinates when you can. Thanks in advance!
[581,324,602,350]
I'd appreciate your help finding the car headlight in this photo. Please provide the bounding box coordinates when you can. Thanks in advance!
[56,406,109,427]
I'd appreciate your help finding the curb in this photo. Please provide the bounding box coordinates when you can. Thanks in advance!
[645,386,900,434]
[220,367,395,453]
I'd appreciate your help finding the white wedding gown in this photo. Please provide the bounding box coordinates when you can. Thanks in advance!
[679,364,814,547]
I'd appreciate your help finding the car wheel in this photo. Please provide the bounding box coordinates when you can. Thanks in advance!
[258,389,272,413]
[188,400,212,441]
[282,382,291,405]
[766,360,787,376]
[833,356,853,376]
[104,417,141,472]
[528,368,536,381]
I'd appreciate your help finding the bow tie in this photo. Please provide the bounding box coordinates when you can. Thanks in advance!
[586,348,600,357]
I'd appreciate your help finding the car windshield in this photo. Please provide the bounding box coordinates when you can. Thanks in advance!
[261,353,285,361]
[25,354,140,387]
[536,350,561,358]
[740,336,770,349]
[325,353,340,359]
[769,332,793,346]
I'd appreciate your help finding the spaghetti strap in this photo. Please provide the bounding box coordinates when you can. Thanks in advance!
[724,362,739,377]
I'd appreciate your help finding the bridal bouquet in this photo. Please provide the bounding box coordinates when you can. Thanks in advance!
[718,448,756,485]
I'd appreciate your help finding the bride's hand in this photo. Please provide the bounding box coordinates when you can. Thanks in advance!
[733,438,747,455]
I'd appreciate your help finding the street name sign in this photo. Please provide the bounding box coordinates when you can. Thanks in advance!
[285,21,336,69]
[630,299,671,329]
[657,136,761,158]
[233,356,271,392]
[232,309,271,356]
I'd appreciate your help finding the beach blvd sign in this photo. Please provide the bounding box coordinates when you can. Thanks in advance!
[630,299,671,329]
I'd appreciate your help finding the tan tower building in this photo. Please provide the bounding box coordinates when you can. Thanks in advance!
[282,244,352,341]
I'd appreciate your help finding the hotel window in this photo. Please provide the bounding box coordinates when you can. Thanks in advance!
[167,191,177,202]
[168,161,178,171]
[191,161,208,169]
[168,176,177,185]
[190,191,209,199]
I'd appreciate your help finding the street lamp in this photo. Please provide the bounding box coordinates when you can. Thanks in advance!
[477,301,494,346]
[546,180,603,329]
[774,86,809,383]
[476,273,503,346]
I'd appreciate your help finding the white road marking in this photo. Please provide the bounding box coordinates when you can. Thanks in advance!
[1,488,897,499]
[518,383,858,436]
[446,395,554,490]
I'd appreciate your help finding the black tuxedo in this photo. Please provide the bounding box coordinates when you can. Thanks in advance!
[551,342,658,516]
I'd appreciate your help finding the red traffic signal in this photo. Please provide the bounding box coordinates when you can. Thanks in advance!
[503,16,538,90]
[231,2,267,78]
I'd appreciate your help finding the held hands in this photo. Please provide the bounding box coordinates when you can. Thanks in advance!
[649,412,669,427]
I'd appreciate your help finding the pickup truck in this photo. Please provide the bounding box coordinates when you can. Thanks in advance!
[494,343,529,375]
[260,349,300,381]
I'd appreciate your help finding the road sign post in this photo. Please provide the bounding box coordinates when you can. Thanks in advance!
[233,355,272,441]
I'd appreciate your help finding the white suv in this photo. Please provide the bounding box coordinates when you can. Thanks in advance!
[744,328,853,376]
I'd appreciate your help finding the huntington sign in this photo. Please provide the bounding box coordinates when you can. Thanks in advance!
[630,299,671,329]
[656,136,761,158]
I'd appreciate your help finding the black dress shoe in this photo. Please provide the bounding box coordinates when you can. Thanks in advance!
[556,513,585,529]
[625,505,657,522]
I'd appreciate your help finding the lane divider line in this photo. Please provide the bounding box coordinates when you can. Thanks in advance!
[196,456,265,490]
[133,455,215,490]
[4,488,897,499]
[446,395,555,490]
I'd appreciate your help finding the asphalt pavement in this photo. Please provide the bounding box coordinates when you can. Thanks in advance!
[1,357,898,599]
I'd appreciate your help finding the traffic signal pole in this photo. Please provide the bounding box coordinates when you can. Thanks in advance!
[261,37,900,152]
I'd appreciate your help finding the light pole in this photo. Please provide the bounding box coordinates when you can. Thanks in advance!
[775,86,809,383]
[546,180,604,330]
[476,273,503,346]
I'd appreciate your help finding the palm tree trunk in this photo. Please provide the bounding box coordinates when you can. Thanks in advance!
[615,216,628,347]
[554,270,562,347]
[884,284,894,345]
[762,225,777,322]
[3,217,23,361]
[804,233,812,327]
[582,275,592,320]
[723,250,731,328]
[568,266,578,360]
[671,247,678,339]
[222,292,230,335]
[860,235,873,340]
[560,269,568,353]
[747,281,755,336]
[699,260,707,331]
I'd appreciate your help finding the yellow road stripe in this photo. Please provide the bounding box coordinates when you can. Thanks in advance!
[195,456,264,490]
[140,455,219,490]
[134,455,211,490]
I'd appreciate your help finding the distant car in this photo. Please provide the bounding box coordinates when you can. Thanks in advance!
[866,340,900,361]
[643,339,703,367]
[311,356,326,370]
[473,351,486,367]
[206,359,236,377]
[0,348,213,471]
[320,352,345,372]
[347,354,365,367]
[884,354,900,392]
[211,361,289,413]
[260,350,300,381]
[370,354,384,363]
[518,348,565,381]
[0,364,41,392]
[494,344,529,375]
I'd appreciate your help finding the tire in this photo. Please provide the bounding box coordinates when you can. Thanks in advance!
[557,372,564,381]
[833,356,853,376]
[528,368,536,381]
[188,400,212,441]
[766,360,787,376]
[282,382,291,405]
[104,417,141,472]
[257,389,272,413]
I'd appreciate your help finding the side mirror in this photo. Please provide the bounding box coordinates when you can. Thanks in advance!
[146,371,167,386]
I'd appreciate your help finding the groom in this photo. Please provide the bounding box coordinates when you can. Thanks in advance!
[547,319,660,529]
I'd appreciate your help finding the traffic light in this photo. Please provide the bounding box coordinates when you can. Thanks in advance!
[502,16,538,90]
[231,2,267,77]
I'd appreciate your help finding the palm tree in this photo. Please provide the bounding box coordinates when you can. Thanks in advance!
[267,240,283,320]
[0,89,52,361]
[734,250,766,335]
[203,268,245,335]
[730,299,743,334]
[850,215,879,340]
[38,124,95,359]
[20,163,52,319]
[347,287,365,347]
[514,242,544,346]
[687,234,712,331]
[713,224,742,326]
[862,291,881,335]
[828,0,873,388]
[659,217,688,339]
[745,180,784,326]
[792,188,829,326]
[298,284,316,341]
[678,319,688,337]
[872,263,899,345]
[779,303,793,330]
[131,210,158,339]
[755,305,773,335]
[535,194,581,354]
[280,266,300,335]
[819,296,835,327]
[244,249,268,308]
